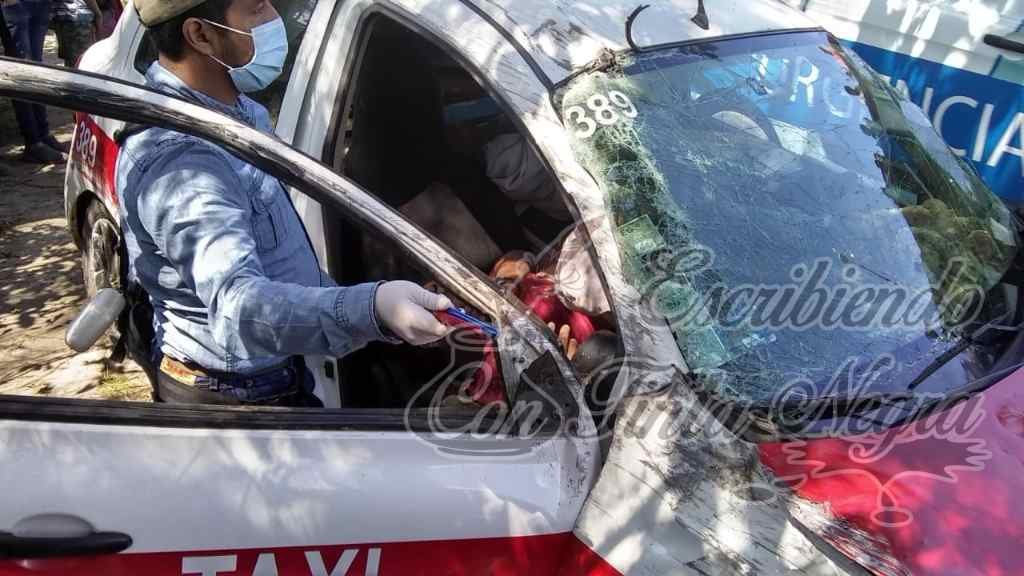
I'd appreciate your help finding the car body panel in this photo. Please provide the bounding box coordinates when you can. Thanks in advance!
[269,0,341,273]
[575,387,891,576]
[64,0,147,247]
[465,0,818,85]
[760,367,1024,576]
[785,0,1024,205]
[71,113,119,207]
[0,420,588,572]
[8,534,616,576]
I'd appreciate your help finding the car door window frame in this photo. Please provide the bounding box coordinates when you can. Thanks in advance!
[0,59,570,435]
[317,2,626,368]
[319,2,618,318]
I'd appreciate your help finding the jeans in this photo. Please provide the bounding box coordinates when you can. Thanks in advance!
[2,0,52,146]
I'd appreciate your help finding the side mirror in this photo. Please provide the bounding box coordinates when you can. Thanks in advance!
[65,288,126,353]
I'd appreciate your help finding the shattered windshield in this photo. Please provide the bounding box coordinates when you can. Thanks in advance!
[555,32,1019,404]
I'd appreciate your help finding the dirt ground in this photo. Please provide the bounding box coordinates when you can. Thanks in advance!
[0,34,150,401]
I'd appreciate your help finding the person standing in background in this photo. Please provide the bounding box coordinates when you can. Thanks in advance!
[51,0,101,67]
[0,3,13,54]
[0,7,10,177]
[93,0,120,39]
[1,0,67,163]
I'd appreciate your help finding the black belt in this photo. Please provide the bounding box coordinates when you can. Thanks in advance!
[155,370,242,405]
[156,356,304,405]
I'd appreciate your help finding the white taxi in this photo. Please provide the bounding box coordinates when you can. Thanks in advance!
[0,0,1021,575]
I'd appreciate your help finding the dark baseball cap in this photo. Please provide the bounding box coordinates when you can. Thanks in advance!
[136,0,211,27]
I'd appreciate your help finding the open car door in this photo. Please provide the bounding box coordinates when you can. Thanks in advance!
[0,58,599,575]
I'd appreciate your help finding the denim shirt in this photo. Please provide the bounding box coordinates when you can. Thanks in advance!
[117,62,388,374]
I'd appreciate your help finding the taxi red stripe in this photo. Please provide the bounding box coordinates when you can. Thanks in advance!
[0,532,621,575]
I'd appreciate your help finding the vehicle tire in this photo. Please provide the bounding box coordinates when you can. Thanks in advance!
[80,199,123,349]
[81,199,122,297]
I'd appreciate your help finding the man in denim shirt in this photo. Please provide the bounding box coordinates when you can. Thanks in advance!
[119,0,452,405]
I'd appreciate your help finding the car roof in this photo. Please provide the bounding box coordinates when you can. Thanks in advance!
[465,0,819,85]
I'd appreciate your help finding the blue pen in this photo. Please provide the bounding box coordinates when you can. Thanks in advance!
[445,307,499,338]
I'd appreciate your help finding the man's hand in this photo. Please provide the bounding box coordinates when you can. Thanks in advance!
[548,323,579,360]
[376,281,453,345]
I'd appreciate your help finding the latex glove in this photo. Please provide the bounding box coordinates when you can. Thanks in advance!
[375,281,453,345]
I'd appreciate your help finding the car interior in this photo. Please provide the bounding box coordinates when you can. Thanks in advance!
[323,15,622,411]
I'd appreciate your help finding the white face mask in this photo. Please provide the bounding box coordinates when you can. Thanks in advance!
[203,17,288,93]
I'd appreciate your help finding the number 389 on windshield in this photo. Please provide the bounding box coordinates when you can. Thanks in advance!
[565,91,638,139]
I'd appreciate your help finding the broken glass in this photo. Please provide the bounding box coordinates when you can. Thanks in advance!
[554,32,1019,403]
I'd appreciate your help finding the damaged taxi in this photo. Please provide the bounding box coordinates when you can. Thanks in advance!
[0,0,1021,574]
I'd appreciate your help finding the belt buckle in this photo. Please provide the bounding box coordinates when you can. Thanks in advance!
[159,357,199,387]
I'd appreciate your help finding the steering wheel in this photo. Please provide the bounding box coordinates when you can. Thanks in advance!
[693,85,781,146]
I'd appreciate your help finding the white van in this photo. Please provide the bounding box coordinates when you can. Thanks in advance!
[788,0,1024,205]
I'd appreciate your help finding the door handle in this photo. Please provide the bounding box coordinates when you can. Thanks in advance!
[984,33,1024,54]
[0,531,132,559]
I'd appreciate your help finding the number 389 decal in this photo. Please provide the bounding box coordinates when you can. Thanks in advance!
[565,91,638,139]
[74,120,99,167]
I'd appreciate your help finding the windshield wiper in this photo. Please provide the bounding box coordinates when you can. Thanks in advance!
[753,362,1024,438]
[707,388,923,440]
[745,316,1024,436]
[836,250,897,284]
[690,348,1024,440]
[906,313,1023,391]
